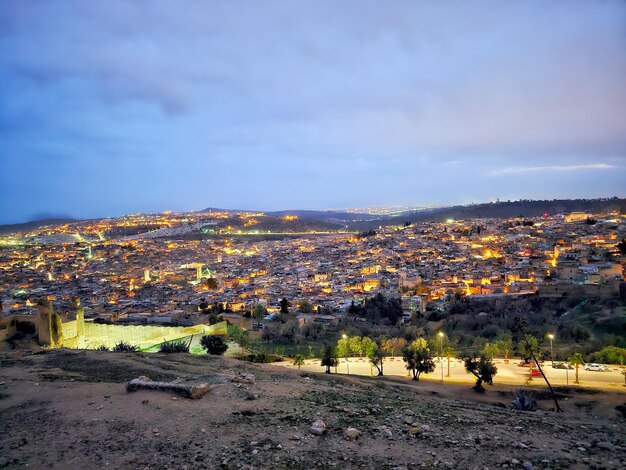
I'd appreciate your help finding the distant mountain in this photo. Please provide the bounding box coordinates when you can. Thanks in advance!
[265,209,377,222]
[0,218,78,235]
[349,198,626,230]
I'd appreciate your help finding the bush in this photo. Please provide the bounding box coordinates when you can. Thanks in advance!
[112,341,138,352]
[96,345,109,351]
[589,346,626,365]
[512,389,537,411]
[158,340,190,353]
[200,335,228,355]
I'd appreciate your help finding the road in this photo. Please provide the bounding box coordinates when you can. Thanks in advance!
[275,356,626,390]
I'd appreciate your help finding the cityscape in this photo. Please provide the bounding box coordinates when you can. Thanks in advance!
[1,1,625,469]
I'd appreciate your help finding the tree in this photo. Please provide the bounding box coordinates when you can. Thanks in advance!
[402,345,435,381]
[361,337,377,357]
[409,337,428,351]
[495,335,513,361]
[320,344,338,374]
[369,345,385,376]
[205,278,218,290]
[293,354,305,370]
[616,238,626,255]
[483,342,499,359]
[252,304,267,320]
[227,324,250,348]
[279,297,290,314]
[349,336,364,356]
[381,337,407,356]
[463,354,497,392]
[298,300,313,313]
[279,320,299,342]
[200,335,228,355]
[519,334,540,378]
[443,345,456,377]
[568,352,584,384]
[336,336,351,359]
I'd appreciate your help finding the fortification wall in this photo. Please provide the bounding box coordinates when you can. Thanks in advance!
[82,321,226,349]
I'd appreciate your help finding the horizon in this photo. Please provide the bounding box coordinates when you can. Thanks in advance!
[1,1,625,223]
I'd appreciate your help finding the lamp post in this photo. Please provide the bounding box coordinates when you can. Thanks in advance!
[342,334,349,374]
[548,334,554,366]
[438,332,444,382]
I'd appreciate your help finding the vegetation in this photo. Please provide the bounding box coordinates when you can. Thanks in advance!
[568,352,584,384]
[293,354,305,370]
[402,342,435,381]
[320,344,338,374]
[227,324,251,348]
[158,339,190,353]
[200,335,228,355]
[369,345,385,376]
[589,346,626,365]
[96,345,108,351]
[112,341,138,352]
[463,354,497,392]
[511,389,537,411]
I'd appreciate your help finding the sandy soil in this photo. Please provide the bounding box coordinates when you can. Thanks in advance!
[1,350,624,469]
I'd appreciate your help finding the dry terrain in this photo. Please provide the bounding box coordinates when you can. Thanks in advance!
[1,350,625,469]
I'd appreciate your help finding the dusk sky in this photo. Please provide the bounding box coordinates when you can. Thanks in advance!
[1,1,625,223]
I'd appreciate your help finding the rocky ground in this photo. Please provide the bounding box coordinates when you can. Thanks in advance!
[0,349,624,469]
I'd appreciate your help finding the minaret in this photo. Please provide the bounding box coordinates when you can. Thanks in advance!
[197,265,202,282]
[144,269,150,282]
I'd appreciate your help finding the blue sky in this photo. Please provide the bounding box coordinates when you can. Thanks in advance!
[1,1,625,223]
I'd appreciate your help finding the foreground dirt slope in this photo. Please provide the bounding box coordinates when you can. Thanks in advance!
[0,350,624,469]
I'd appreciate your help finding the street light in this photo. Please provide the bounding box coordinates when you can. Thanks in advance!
[342,334,349,374]
[438,332,444,382]
[548,333,554,366]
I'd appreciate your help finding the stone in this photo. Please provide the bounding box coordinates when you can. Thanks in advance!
[420,424,430,432]
[232,373,255,385]
[595,441,614,451]
[345,428,362,441]
[522,462,534,470]
[310,420,326,436]
[409,427,421,436]
[382,428,393,439]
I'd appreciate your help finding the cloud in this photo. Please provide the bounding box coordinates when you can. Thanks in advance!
[489,163,617,176]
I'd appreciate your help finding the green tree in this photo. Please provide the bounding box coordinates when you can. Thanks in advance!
[590,346,626,365]
[519,334,540,378]
[298,300,314,313]
[227,324,250,348]
[495,335,513,361]
[568,352,584,384]
[252,304,267,320]
[336,336,351,358]
[320,344,338,374]
[402,345,435,381]
[349,336,364,356]
[409,337,428,351]
[483,342,499,359]
[361,337,377,357]
[369,345,385,376]
[463,354,498,392]
[200,335,228,355]
[293,354,305,370]
[381,337,407,356]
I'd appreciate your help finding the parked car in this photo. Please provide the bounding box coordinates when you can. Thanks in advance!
[583,363,605,371]
[529,369,542,377]
[552,362,572,369]
[518,360,542,368]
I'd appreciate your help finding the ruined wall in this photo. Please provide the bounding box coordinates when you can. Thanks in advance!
[81,321,227,350]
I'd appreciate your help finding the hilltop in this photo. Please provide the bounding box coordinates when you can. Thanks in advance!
[1,349,624,469]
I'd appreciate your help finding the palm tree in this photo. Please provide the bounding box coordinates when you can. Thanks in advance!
[568,353,584,384]
[293,354,305,370]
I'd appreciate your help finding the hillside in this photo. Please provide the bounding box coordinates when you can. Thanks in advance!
[1,350,624,469]
[351,198,626,229]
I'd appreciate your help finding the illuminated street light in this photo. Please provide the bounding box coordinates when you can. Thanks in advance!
[438,332,444,382]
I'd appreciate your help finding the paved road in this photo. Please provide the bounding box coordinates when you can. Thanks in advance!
[276,356,626,390]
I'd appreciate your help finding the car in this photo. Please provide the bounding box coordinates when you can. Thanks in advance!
[518,360,542,368]
[552,362,572,369]
[584,363,605,371]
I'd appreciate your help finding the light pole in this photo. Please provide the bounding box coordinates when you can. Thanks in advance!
[548,334,554,366]
[438,332,444,382]
[342,334,349,374]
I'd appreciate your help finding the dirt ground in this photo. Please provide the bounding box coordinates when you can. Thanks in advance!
[0,350,624,469]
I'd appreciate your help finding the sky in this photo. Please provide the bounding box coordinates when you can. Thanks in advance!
[1,1,625,223]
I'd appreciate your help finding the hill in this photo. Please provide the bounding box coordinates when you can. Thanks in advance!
[350,198,626,229]
[0,349,624,468]
[0,218,78,235]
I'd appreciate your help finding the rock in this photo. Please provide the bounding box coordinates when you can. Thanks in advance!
[409,427,421,436]
[404,417,414,424]
[345,428,362,441]
[420,424,430,432]
[595,441,614,451]
[381,427,393,439]
[232,373,255,385]
[310,420,326,436]
[522,462,534,470]
[511,459,519,465]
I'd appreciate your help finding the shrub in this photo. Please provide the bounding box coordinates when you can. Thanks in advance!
[512,389,537,411]
[158,340,190,353]
[96,345,109,351]
[200,335,228,355]
[463,354,498,392]
[112,341,138,352]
